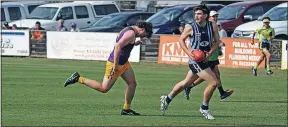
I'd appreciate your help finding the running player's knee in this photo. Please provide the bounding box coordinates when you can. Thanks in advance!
[127,81,137,88]
[259,57,264,61]
[210,79,219,88]
[266,53,271,58]
[100,88,110,93]
[182,79,191,87]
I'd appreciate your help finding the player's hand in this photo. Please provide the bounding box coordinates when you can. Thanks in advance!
[135,37,142,46]
[204,52,211,62]
[109,64,119,79]
[251,40,254,45]
[135,37,151,46]
[187,51,195,60]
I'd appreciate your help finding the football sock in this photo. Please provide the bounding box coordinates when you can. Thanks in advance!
[201,102,209,110]
[266,63,270,71]
[123,104,130,110]
[166,94,173,104]
[78,77,85,84]
[189,83,196,89]
[218,86,225,96]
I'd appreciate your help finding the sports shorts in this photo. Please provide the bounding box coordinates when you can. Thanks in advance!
[260,43,270,52]
[208,60,220,70]
[104,61,131,79]
[188,61,210,74]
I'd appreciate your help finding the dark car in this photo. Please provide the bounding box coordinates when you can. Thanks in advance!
[146,4,224,34]
[201,1,242,5]
[81,12,154,32]
[218,1,284,37]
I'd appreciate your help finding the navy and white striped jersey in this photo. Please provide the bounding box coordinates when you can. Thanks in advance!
[188,21,214,64]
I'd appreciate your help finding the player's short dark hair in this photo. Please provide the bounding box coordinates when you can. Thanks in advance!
[136,20,153,38]
[193,4,210,20]
[194,4,210,15]
[35,21,41,25]
[262,17,270,21]
[180,22,185,28]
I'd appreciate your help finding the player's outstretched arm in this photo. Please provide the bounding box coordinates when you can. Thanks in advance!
[251,28,260,44]
[113,30,135,66]
[179,24,193,59]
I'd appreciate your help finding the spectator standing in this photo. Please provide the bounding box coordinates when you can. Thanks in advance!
[31,21,45,40]
[3,22,11,29]
[70,23,80,32]
[12,24,18,30]
[217,22,227,38]
[57,19,68,31]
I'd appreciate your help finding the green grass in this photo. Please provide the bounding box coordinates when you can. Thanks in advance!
[2,57,287,126]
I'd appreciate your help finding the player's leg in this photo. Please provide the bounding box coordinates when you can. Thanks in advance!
[81,76,117,93]
[120,65,140,115]
[213,65,233,100]
[64,61,120,93]
[184,77,204,100]
[197,67,219,120]
[252,52,265,76]
[183,61,217,100]
[167,70,198,99]
[262,45,273,74]
[160,70,198,115]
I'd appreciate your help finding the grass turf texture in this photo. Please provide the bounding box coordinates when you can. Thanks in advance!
[2,57,287,126]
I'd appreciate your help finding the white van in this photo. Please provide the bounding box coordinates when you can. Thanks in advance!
[232,2,288,40]
[9,2,98,31]
[1,1,48,24]
[10,2,120,31]
[74,1,120,21]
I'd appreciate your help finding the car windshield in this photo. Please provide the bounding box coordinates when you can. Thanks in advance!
[92,14,127,27]
[258,7,288,21]
[27,7,58,20]
[146,8,182,25]
[218,5,246,20]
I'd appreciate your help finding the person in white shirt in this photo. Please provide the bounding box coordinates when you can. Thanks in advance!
[71,23,80,32]
[217,22,227,38]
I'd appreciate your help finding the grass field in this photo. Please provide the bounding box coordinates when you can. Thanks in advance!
[2,57,287,126]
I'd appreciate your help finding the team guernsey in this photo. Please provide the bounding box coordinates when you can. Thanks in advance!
[188,21,214,74]
[105,26,135,79]
[108,26,135,65]
[255,27,274,52]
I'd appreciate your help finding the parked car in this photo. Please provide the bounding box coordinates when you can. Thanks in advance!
[154,1,201,12]
[81,12,154,32]
[1,1,48,24]
[201,1,242,6]
[9,1,120,31]
[232,2,288,40]
[147,4,224,34]
[73,1,120,21]
[217,1,284,37]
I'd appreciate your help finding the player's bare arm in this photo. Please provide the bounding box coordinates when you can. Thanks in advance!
[208,22,221,58]
[179,24,194,59]
[251,32,256,44]
[113,30,135,68]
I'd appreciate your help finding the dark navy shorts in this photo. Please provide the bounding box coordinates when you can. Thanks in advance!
[261,43,270,51]
[208,60,220,70]
[188,61,210,74]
